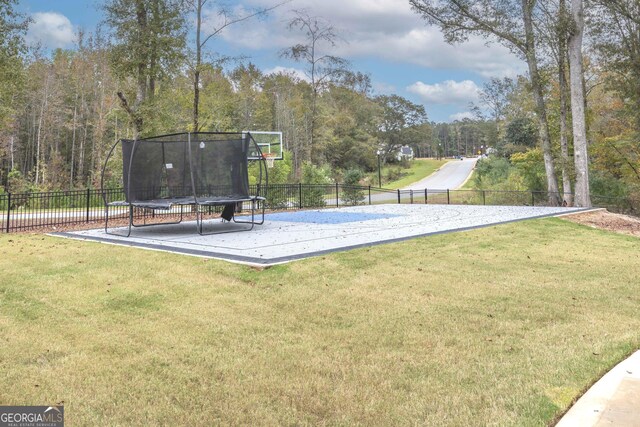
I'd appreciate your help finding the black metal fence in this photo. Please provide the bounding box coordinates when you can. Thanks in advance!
[0,185,637,233]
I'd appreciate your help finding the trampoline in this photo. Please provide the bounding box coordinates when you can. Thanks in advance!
[100,132,268,236]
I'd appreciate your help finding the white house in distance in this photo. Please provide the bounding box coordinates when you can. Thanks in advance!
[397,145,414,161]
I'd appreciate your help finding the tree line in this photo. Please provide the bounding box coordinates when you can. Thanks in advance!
[411,0,640,207]
[1,0,639,209]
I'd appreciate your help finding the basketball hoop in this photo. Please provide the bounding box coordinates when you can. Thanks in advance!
[263,153,276,168]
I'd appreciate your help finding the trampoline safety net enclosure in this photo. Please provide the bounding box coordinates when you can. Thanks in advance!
[100,132,268,236]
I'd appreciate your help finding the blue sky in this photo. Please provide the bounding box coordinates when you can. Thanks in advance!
[17,0,525,122]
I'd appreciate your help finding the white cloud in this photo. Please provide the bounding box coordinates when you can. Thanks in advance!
[344,28,523,78]
[27,12,76,49]
[407,80,480,105]
[263,66,310,82]
[449,111,476,121]
[216,0,524,78]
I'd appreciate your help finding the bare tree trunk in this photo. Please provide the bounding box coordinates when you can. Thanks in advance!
[79,114,87,184]
[35,74,51,186]
[558,0,573,206]
[523,0,560,205]
[10,135,15,171]
[558,65,573,205]
[70,95,77,187]
[568,0,591,207]
[193,0,202,132]
[135,1,147,110]
[116,0,148,140]
[91,84,106,186]
[78,90,86,183]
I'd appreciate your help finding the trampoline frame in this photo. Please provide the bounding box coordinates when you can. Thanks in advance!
[100,132,268,237]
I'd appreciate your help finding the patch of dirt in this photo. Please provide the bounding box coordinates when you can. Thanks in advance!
[562,209,640,238]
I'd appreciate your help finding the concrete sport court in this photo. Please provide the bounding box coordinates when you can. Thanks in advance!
[55,204,588,266]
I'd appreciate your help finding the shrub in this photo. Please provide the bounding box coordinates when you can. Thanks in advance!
[510,149,546,192]
[342,169,365,205]
[400,157,411,169]
[385,167,405,183]
[6,170,34,208]
[7,169,31,194]
[301,162,331,207]
[590,171,629,200]
[473,157,512,189]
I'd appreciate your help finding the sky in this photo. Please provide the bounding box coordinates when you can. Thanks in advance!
[17,0,526,122]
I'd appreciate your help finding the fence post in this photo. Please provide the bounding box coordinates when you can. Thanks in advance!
[531,192,535,206]
[410,189,414,204]
[397,189,401,204]
[482,190,486,205]
[86,188,91,223]
[368,186,371,205]
[299,183,303,209]
[335,182,339,207]
[5,193,10,233]
[425,188,428,204]
[447,189,450,204]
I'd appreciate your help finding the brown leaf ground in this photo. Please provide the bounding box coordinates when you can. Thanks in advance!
[562,209,640,238]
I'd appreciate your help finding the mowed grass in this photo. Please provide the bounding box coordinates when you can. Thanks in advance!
[459,169,477,189]
[384,158,448,189]
[0,219,639,425]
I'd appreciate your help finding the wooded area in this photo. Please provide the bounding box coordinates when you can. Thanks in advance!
[0,0,638,208]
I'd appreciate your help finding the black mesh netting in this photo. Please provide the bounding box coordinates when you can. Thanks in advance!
[120,132,263,207]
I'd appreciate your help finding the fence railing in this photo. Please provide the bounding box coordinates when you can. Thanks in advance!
[0,185,637,233]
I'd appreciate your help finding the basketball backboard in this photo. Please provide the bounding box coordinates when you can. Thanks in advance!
[244,131,283,160]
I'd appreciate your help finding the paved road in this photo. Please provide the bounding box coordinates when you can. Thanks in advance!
[367,157,478,203]
[402,157,478,191]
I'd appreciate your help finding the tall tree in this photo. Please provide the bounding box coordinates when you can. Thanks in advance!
[261,71,310,173]
[0,0,28,129]
[281,10,350,164]
[188,0,286,132]
[103,0,186,137]
[588,0,640,197]
[589,0,640,128]
[536,0,574,205]
[557,0,574,205]
[472,77,515,138]
[0,0,28,185]
[376,95,428,160]
[567,0,590,206]
[409,0,562,205]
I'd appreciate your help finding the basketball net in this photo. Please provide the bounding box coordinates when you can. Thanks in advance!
[263,153,276,168]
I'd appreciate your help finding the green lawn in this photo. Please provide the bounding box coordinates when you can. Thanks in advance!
[378,158,448,189]
[459,169,477,189]
[0,219,638,425]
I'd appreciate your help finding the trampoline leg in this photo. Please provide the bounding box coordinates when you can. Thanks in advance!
[104,203,133,237]
[196,205,203,235]
[232,198,265,226]
[257,199,266,224]
[249,202,255,230]
[126,205,133,237]
[104,204,109,234]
